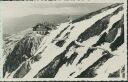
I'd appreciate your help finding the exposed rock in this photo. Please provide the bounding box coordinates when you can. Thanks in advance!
[3,3,126,79]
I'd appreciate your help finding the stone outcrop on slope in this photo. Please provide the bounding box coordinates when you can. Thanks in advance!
[3,3,126,79]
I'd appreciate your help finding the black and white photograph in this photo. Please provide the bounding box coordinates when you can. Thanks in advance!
[0,0,127,81]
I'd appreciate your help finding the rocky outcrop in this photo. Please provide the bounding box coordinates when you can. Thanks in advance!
[3,32,44,78]
[33,3,125,79]
[3,3,126,80]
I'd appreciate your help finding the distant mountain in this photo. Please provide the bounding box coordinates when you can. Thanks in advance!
[3,14,84,34]
[3,3,126,80]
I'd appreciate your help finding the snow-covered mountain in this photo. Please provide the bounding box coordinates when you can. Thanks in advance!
[3,3,126,80]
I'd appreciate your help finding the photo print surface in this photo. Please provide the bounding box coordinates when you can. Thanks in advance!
[0,1,127,81]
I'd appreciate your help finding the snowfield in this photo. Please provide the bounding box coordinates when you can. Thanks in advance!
[3,3,126,81]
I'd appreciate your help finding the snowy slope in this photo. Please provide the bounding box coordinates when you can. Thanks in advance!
[3,28,44,78]
[3,3,126,80]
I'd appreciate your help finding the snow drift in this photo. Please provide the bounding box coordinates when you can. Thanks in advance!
[3,3,126,80]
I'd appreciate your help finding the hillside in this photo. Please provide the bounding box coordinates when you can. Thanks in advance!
[3,3,126,80]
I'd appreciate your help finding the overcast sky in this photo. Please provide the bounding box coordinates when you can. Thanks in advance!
[1,2,112,19]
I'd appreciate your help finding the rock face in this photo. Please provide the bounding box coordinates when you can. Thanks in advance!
[3,30,44,78]
[3,3,126,79]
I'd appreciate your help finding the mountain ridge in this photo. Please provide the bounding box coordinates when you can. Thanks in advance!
[3,3,126,79]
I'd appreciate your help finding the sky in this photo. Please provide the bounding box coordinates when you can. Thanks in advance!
[1,2,113,34]
[1,2,112,19]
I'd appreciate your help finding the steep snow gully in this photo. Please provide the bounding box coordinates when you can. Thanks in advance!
[3,3,126,80]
